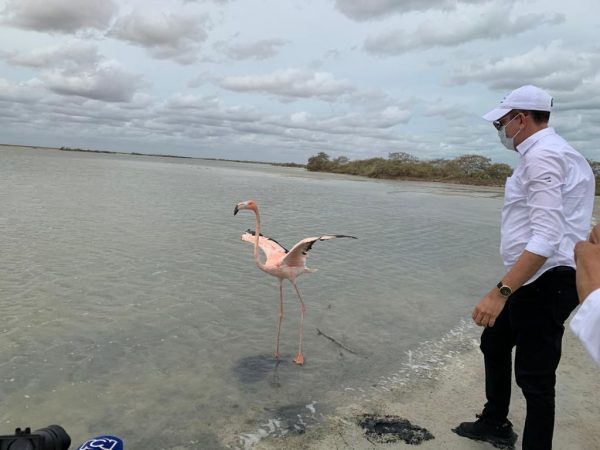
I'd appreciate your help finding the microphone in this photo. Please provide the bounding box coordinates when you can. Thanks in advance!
[74,435,124,450]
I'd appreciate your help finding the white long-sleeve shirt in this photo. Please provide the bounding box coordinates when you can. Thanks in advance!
[570,288,600,368]
[501,127,595,284]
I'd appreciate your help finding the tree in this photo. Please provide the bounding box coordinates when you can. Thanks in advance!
[447,154,492,178]
[332,156,349,165]
[388,152,418,162]
[487,163,513,180]
[306,152,331,171]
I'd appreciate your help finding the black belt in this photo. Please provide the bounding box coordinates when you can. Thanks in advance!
[546,265,575,273]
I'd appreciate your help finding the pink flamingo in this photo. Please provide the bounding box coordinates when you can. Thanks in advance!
[234,199,356,365]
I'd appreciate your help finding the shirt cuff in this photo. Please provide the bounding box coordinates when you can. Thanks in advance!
[524,235,556,258]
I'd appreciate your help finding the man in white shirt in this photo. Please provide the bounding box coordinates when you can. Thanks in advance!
[571,224,600,367]
[453,85,595,450]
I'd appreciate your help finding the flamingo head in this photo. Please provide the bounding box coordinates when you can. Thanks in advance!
[234,200,258,216]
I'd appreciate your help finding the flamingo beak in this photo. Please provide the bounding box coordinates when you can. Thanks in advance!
[233,205,240,216]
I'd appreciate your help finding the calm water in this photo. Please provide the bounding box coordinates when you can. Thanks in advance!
[0,146,506,448]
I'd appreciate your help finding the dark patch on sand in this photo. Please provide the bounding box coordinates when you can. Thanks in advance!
[358,414,434,445]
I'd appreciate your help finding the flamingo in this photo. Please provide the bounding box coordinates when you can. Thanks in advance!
[234,199,357,365]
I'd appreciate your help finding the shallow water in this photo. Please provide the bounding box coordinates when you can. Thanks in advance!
[0,146,506,448]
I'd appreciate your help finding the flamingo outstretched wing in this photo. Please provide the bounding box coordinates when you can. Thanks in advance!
[282,235,357,267]
[241,229,288,259]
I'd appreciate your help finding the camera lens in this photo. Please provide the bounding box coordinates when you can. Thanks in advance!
[33,425,71,450]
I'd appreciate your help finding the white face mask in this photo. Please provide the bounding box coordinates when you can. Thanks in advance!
[498,115,522,151]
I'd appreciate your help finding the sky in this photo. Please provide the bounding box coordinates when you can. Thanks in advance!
[1,0,599,165]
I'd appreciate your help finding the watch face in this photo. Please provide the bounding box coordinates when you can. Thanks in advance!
[500,286,512,296]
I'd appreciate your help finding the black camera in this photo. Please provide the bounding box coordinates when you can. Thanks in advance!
[0,426,71,450]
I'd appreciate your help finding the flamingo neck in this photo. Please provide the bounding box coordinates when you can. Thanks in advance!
[253,208,266,269]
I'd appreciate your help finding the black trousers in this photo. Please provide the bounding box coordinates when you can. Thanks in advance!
[480,268,578,450]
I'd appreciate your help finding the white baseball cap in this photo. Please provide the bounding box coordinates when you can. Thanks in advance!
[482,85,553,122]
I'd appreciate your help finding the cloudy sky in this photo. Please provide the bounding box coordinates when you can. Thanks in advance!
[1,0,599,164]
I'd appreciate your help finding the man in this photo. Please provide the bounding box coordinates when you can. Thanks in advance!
[453,85,595,449]
[570,223,600,367]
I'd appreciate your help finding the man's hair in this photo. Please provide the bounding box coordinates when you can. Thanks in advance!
[513,109,550,124]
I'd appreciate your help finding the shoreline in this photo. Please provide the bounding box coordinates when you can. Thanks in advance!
[250,329,600,450]
[0,143,511,199]
[3,143,599,196]
[0,143,304,168]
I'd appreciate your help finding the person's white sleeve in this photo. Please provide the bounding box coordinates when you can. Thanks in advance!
[570,288,600,368]
[523,150,565,258]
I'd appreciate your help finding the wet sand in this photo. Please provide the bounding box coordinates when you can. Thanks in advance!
[253,330,600,449]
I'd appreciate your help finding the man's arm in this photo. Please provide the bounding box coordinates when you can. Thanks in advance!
[472,250,547,327]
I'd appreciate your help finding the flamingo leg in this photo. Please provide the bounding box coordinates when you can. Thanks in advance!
[274,279,284,360]
[291,281,306,365]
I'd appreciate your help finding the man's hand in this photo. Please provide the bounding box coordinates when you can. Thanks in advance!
[472,289,508,327]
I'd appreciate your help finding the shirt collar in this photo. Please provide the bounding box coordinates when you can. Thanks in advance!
[516,127,555,155]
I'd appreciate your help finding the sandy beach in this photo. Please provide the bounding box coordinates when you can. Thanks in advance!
[251,329,600,450]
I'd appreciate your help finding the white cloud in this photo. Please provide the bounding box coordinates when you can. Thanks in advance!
[1,0,117,33]
[451,41,600,90]
[334,0,493,21]
[109,10,208,64]
[219,68,356,101]
[0,77,44,103]
[0,81,413,162]
[0,39,145,103]
[554,77,600,112]
[424,100,465,120]
[162,94,262,125]
[380,106,411,125]
[42,61,144,102]
[1,40,101,69]
[364,4,564,55]
[216,38,287,61]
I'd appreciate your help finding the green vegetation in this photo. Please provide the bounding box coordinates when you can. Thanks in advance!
[307,151,600,191]
[307,151,513,186]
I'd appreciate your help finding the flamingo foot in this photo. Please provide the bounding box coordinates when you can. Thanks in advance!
[293,352,305,365]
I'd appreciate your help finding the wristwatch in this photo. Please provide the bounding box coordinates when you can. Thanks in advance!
[497,281,512,297]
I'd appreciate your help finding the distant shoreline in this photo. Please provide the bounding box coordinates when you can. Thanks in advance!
[3,143,598,195]
[0,143,306,168]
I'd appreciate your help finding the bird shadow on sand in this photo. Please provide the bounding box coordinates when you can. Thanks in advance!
[232,353,294,388]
